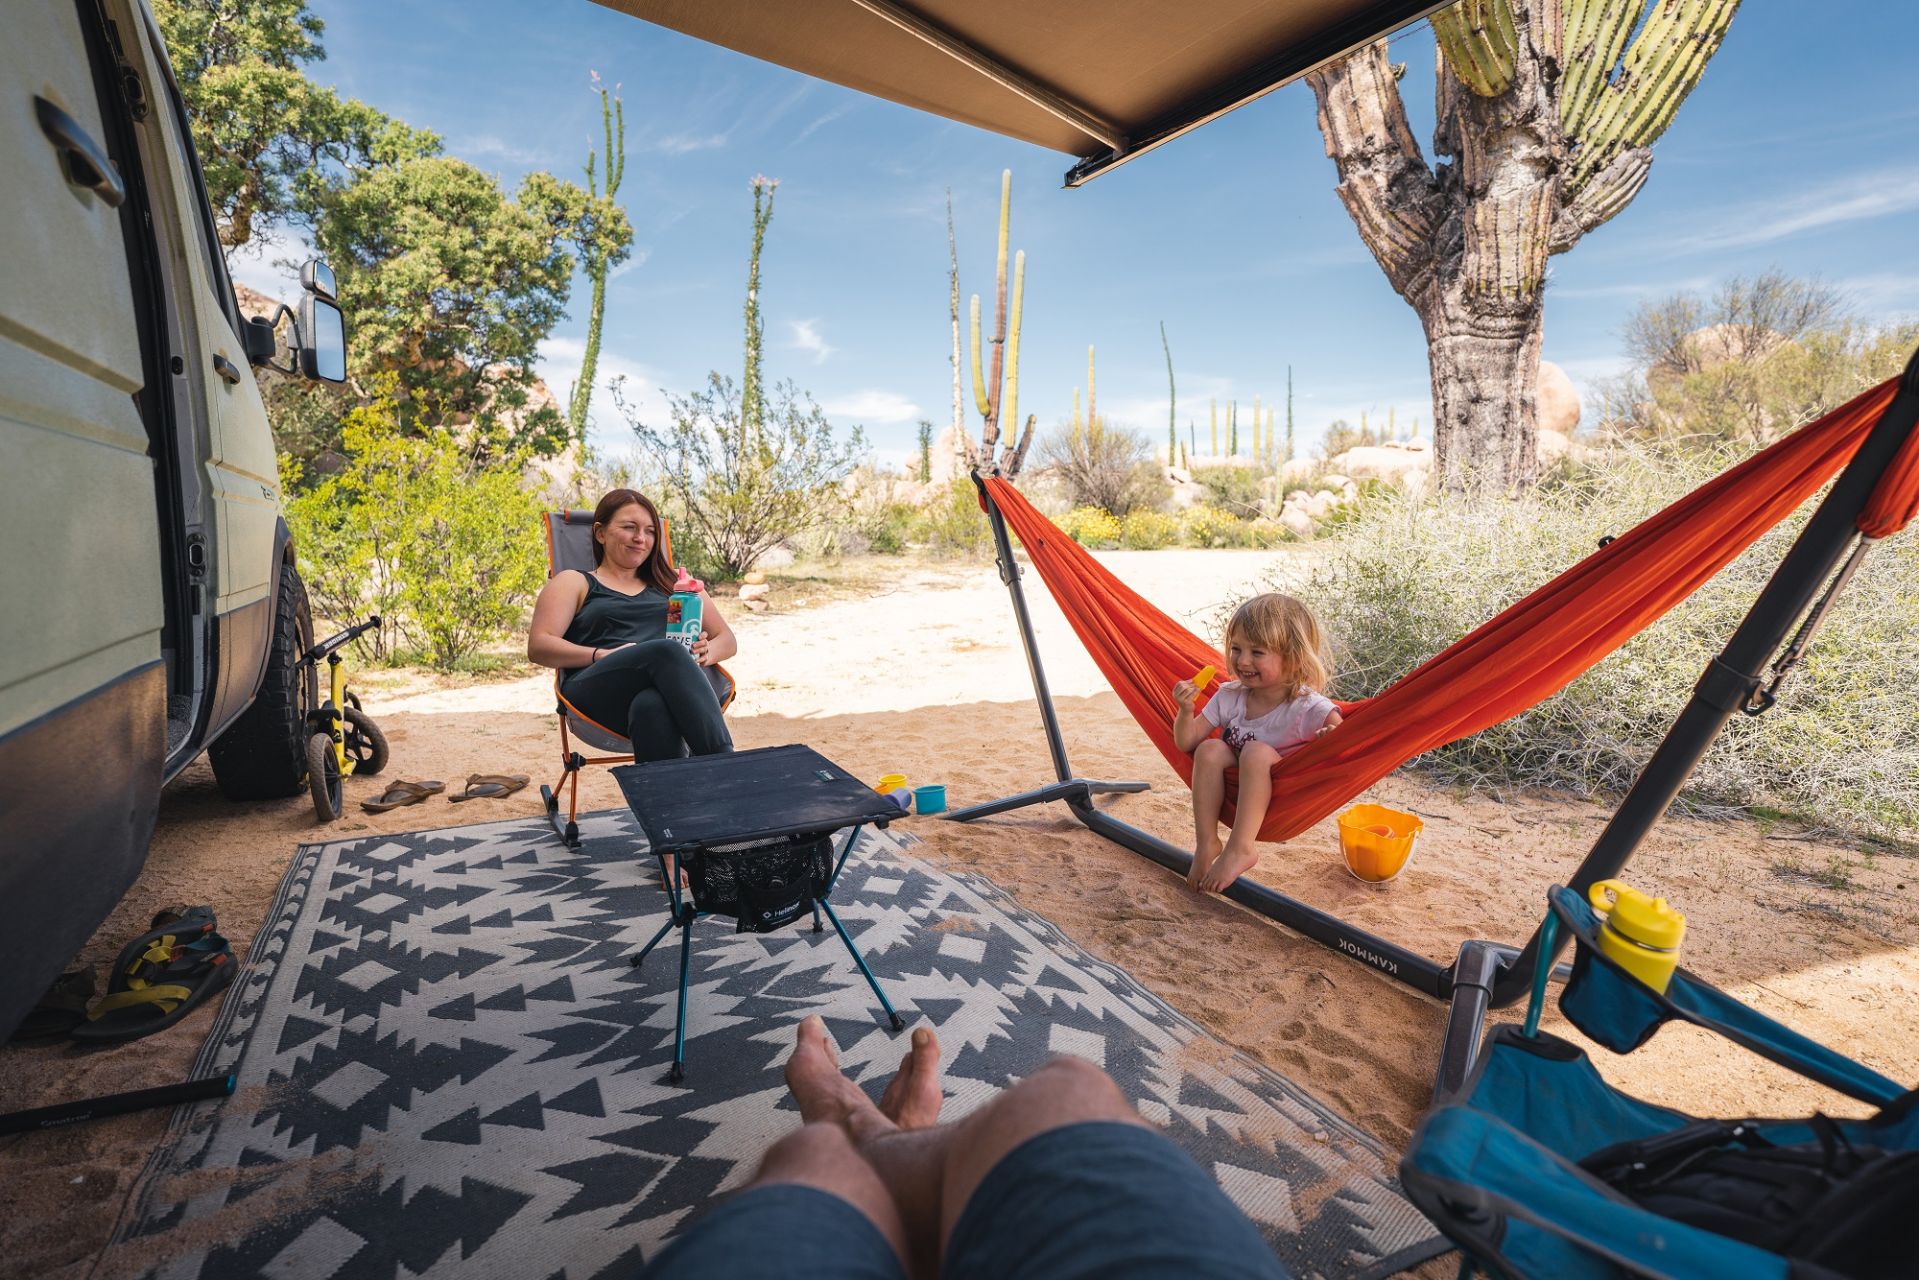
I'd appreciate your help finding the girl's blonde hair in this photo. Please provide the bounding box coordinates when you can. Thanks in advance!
[1224,593,1331,700]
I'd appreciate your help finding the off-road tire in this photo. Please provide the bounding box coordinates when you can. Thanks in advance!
[306,732,342,822]
[208,561,316,799]
[343,707,389,776]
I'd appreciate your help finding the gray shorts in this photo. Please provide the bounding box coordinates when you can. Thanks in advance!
[640,1120,1288,1280]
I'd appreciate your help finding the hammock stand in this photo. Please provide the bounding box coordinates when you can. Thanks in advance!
[949,356,1919,1102]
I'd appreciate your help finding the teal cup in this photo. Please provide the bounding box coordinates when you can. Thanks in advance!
[912,784,946,815]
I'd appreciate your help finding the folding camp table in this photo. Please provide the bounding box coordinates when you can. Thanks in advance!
[612,744,908,1083]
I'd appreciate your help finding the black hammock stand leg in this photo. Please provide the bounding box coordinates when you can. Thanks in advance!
[952,350,1919,1105]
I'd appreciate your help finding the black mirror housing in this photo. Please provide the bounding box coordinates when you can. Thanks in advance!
[241,315,279,364]
[300,259,337,303]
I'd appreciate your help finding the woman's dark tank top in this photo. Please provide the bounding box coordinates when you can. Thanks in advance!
[562,572,668,656]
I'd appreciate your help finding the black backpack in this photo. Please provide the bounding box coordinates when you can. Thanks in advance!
[1579,1111,1919,1279]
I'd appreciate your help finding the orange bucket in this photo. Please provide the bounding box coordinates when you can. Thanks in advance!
[1337,804,1422,883]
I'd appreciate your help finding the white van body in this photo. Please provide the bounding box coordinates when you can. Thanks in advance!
[1,0,341,1038]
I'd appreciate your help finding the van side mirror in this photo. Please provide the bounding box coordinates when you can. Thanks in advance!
[300,258,337,303]
[241,315,278,364]
[298,296,346,383]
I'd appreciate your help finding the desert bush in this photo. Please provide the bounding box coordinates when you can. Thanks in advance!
[913,477,993,557]
[1298,445,1919,839]
[1056,506,1123,548]
[1039,420,1166,515]
[1198,464,1269,517]
[1121,508,1179,549]
[1178,504,1258,548]
[284,385,545,670]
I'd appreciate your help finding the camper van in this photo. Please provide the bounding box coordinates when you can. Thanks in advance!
[1,0,345,1038]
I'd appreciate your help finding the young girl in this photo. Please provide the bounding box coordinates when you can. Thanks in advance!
[1172,593,1342,893]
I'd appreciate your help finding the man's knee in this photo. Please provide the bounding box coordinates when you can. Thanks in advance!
[757,1121,859,1183]
[1014,1055,1137,1123]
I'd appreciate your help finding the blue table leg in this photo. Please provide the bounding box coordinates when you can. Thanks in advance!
[630,913,676,969]
[671,914,694,1083]
[820,898,905,1032]
[828,824,862,894]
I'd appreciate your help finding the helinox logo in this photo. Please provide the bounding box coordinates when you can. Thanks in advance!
[1338,937,1399,975]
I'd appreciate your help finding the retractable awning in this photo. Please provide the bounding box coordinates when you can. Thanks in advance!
[593,0,1447,185]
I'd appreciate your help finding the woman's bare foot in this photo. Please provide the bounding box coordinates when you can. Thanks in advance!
[783,1016,944,1142]
[1201,842,1259,892]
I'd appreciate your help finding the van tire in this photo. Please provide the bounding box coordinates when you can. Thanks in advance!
[209,562,315,799]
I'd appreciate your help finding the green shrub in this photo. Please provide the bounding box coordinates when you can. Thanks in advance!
[1297,445,1919,839]
[284,383,545,671]
[1178,504,1256,548]
[1197,464,1268,517]
[1057,506,1123,548]
[913,477,993,558]
[1120,508,1179,549]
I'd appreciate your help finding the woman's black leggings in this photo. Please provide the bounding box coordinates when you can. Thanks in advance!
[562,639,733,763]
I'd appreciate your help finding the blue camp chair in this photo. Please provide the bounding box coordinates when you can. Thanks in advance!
[1400,885,1916,1280]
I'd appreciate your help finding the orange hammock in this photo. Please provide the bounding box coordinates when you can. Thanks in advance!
[984,376,1919,844]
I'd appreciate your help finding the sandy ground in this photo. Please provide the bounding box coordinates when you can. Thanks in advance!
[3,548,1915,1278]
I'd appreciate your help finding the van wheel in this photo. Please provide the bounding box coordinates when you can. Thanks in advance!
[343,708,389,776]
[209,562,316,799]
[306,733,342,821]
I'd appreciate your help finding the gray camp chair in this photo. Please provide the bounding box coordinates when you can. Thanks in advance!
[539,510,736,847]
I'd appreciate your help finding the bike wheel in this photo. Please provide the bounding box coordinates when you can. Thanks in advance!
[343,707,390,776]
[306,732,343,822]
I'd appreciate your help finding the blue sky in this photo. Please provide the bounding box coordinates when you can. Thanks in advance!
[238,1,1919,467]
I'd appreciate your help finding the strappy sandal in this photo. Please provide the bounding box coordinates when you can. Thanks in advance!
[449,773,529,803]
[361,779,447,813]
[70,907,235,1044]
[8,968,96,1044]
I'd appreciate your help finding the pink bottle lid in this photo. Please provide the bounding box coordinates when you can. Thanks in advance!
[673,567,703,593]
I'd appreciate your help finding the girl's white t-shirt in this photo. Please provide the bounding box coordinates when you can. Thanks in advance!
[1201,682,1337,756]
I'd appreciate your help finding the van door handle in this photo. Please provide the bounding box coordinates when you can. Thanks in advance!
[213,354,242,384]
[34,96,125,208]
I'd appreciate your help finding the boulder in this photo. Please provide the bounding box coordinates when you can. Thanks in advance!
[1279,507,1315,539]
[737,581,771,602]
[1538,359,1581,437]
[1279,458,1317,483]
[1330,444,1429,484]
[1166,478,1209,511]
[757,545,796,570]
[1536,427,1572,465]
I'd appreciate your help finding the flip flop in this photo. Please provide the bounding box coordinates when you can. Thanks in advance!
[71,909,236,1044]
[361,779,446,813]
[449,773,529,803]
[7,968,96,1045]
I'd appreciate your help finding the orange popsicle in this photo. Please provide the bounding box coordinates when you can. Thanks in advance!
[1191,665,1215,689]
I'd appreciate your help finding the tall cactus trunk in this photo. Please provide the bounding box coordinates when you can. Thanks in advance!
[1424,293,1543,487]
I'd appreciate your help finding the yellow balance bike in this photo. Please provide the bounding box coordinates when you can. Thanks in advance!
[301,616,389,821]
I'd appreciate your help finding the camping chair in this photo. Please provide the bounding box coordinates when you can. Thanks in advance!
[1399,885,1916,1279]
[538,510,737,848]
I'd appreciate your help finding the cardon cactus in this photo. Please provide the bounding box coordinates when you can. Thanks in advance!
[1310,0,1740,490]
[963,170,1036,477]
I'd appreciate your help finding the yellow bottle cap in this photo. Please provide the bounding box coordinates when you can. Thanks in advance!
[1590,880,1685,949]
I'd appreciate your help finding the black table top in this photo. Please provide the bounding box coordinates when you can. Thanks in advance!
[611,744,900,853]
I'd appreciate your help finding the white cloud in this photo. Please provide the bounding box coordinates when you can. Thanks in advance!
[822,389,922,425]
[651,132,728,155]
[452,134,548,166]
[793,103,857,145]
[1837,272,1919,320]
[1667,166,1919,254]
[609,248,651,280]
[535,336,670,448]
[787,318,835,363]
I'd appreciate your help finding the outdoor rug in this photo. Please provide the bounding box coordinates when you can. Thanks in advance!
[104,810,1447,1280]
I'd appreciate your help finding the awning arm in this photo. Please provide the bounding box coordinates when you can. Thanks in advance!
[847,0,1127,152]
[1064,0,1448,186]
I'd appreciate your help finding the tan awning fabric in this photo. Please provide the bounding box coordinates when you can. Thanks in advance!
[593,0,1445,184]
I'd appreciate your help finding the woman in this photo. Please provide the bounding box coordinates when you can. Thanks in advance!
[528,489,737,762]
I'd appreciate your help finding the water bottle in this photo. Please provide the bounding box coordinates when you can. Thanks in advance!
[665,568,704,653]
[1588,879,1686,993]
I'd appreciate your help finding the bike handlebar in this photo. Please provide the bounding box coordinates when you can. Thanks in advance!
[303,615,381,664]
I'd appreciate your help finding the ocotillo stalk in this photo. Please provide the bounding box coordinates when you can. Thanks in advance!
[1209,400,1218,455]
[1285,366,1294,459]
[1228,401,1238,457]
[1001,251,1025,440]
[1160,320,1176,463]
[1086,345,1097,437]
[946,190,973,470]
[984,170,1012,453]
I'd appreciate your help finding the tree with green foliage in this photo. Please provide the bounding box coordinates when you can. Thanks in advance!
[1308,0,1740,490]
[567,73,635,446]
[621,181,864,578]
[155,0,438,249]
[313,158,599,458]
[284,381,545,669]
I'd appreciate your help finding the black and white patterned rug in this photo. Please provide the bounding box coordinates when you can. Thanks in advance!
[105,810,1444,1280]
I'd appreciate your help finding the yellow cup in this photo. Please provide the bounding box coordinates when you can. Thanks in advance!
[1589,879,1685,993]
[874,773,907,794]
[1337,804,1422,883]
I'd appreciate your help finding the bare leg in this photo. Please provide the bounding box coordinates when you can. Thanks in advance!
[743,1124,910,1266]
[1188,738,1232,890]
[1203,740,1276,892]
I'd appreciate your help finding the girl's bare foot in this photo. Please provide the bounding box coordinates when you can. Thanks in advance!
[1201,843,1259,892]
[1188,838,1222,891]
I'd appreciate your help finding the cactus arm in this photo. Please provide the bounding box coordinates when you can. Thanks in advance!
[1567,0,1741,193]
[1306,41,1441,303]
[969,294,991,421]
[986,170,1010,426]
[1550,147,1651,251]
[1431,0,1518,97]
[1005,412,1038,476]
[1001,251,1024,439]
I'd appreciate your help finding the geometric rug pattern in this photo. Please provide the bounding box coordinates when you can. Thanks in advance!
[105,810,1444,1280]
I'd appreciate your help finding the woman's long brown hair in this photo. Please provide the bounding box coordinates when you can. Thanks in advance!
[590,489,678,594]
